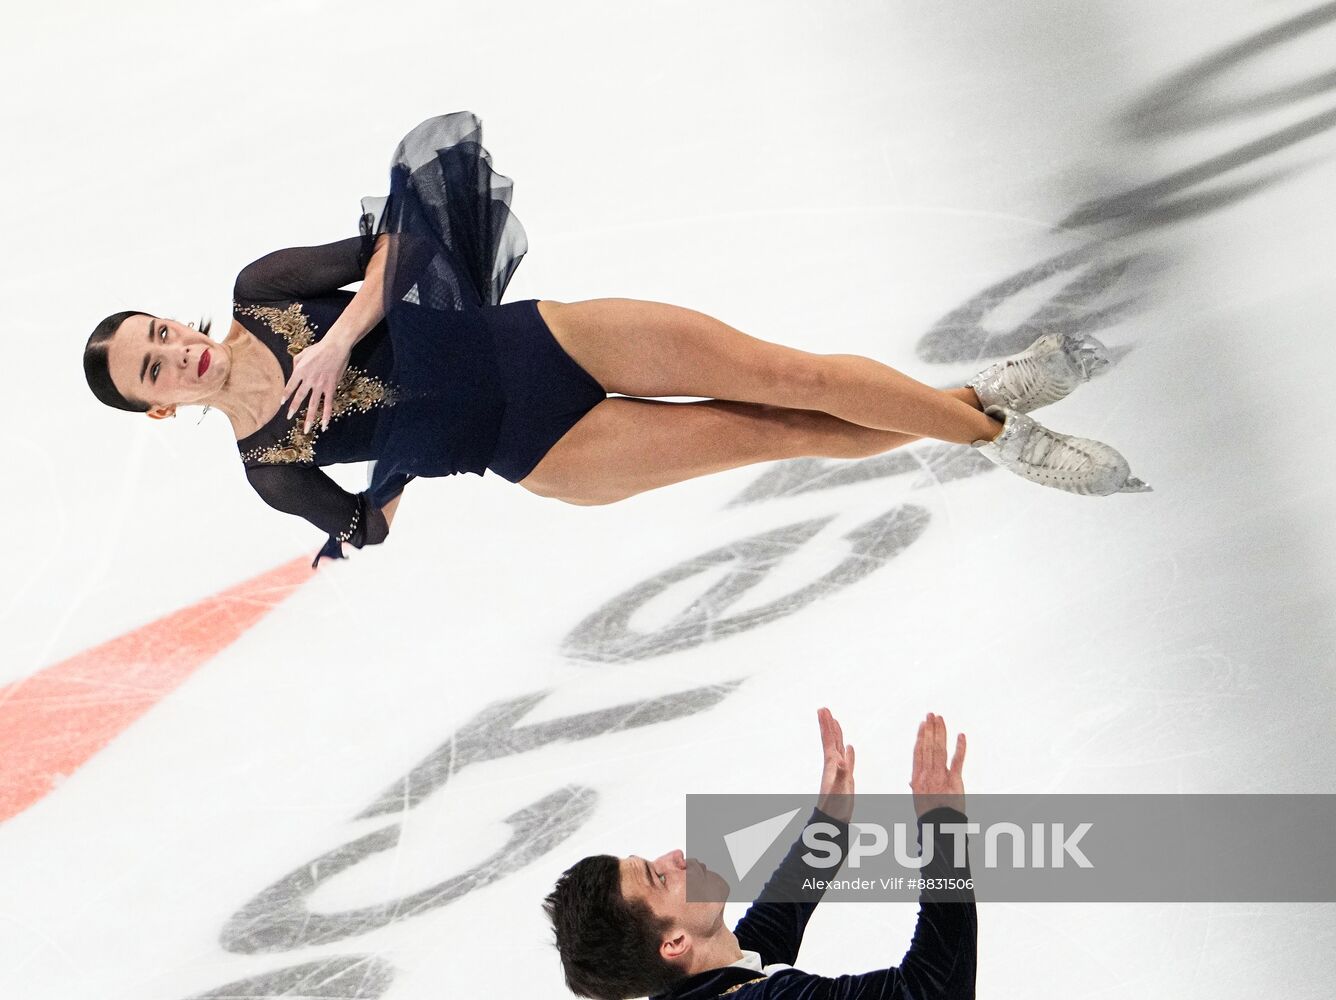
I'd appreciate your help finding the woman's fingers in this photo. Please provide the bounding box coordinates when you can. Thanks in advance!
[285,375,338,432]
[285,379,304,417]
[282,337,352,429]
[305,382,330,433]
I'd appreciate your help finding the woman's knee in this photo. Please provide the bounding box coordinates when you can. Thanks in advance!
[764,352,832,409]
[774,405,897,459]
[729,402,825,460]
[704,402,889,463]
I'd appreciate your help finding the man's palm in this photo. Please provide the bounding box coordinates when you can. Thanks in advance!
[816,708,855,822]
[910,712,966,818]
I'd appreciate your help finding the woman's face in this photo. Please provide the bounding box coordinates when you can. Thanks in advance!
[106,314,229,416]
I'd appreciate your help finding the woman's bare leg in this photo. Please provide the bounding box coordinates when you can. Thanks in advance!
[536,299,1000,445]
[519,397,948,505]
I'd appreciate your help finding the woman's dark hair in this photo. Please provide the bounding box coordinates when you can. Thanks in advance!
[543,855,687,1000]
[83,311,212,412]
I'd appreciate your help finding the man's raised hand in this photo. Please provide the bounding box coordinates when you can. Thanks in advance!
[816,707,855,823]
[909,712,966,818]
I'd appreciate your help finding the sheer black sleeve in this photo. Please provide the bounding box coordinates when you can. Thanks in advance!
[233,236,374,303]
[245,464,390,568]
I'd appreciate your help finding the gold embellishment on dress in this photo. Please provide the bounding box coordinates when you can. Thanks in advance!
[340,370,400,414]
[241,423,317,465]
[234,300,401,466]
[238,367,399,465]
[235,302,317,355]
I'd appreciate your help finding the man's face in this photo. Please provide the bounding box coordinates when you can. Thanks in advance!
[618,849,730,960]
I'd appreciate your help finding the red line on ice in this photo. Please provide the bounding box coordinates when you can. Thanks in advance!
[0,557,314,824]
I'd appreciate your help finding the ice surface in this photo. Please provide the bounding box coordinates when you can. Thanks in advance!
[2,1,1334,997]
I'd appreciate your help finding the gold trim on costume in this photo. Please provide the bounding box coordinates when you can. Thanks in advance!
[235,301,400,465]
[719,977,767,996]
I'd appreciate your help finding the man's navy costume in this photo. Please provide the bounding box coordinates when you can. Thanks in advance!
[654,807,976,1000]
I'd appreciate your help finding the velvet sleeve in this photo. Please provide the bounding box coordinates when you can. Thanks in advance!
[733,809,851,968]
[245,464,390,568]
[793,807,977,1000]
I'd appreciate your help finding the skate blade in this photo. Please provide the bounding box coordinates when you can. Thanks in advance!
[1065,333,1111,379]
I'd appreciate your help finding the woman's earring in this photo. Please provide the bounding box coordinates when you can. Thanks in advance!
[196,405,212,425]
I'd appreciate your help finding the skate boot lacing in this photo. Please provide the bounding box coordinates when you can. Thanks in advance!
[969,333,1109,413]
[975,406,1151,497]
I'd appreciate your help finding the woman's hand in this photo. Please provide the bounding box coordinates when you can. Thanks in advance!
[284,330,354,434]
[815,707,855,823]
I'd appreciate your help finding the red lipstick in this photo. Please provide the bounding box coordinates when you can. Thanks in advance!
[198,349,211,378]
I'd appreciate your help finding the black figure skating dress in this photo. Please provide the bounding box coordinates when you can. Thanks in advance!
[231,112,607,566]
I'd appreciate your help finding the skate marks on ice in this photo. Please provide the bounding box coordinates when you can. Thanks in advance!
[192,683,738,995]
[562,508,928,664]
[563,246,1137,663]
[561,2,1336,666]
[222,787,597,952]
[916,245,1143,366]
[728,446,995,506]
[1116,2,1336,138]
[173,9,1336,998]
[929,2,1336,356]
[1063,2,1336,231]
[351,683,741,819]
[190,958,396,1000]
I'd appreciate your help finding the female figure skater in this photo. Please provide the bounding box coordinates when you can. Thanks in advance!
[83,113,1147,568]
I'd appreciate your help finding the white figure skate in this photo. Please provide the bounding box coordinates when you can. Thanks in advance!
[968,332,1110,413]
[974,406,1151,496]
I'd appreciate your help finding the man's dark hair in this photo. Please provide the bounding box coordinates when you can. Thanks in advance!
[543,854,688,999]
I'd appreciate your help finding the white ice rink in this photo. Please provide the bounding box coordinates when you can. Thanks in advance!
[3,1,1336,996]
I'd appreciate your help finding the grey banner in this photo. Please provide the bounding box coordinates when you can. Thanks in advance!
[684,794,1336,902]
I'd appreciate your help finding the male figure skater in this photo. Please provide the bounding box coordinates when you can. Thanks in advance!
[543,710,976,999]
